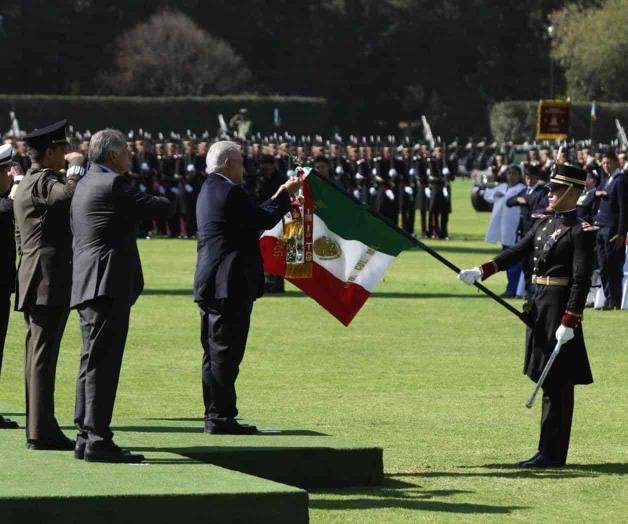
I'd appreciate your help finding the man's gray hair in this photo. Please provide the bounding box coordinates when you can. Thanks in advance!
[89,129,127,164]
[206,141,241,174]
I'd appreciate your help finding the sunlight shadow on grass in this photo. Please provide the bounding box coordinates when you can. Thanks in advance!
[310,475,525,514]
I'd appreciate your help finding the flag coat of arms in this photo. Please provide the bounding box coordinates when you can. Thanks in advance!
[260,171,414,325]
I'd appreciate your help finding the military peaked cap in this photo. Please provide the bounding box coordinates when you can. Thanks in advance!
[547,163,587,190]
[24,120,69,150]
[0,144,13,166]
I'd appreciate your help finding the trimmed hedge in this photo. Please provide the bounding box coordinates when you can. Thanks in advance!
[490,100,628,143]
[0,95,329,137]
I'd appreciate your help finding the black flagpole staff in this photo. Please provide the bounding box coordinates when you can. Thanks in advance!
[410,237,534,329]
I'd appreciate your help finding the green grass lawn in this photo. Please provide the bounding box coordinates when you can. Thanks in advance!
[2,179,628,522]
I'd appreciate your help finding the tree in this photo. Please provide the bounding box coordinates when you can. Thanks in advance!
[551,0,628,101]
[101,9,251,96]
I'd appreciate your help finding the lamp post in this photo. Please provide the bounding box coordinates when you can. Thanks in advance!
[547,24,555,99]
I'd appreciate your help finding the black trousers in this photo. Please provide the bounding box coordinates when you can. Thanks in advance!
[75,297,131,444]
[538,383,574,464]
[401,207,415,235]
[596,227,626,308]
[0,287,10,378]
[200,296,253,423]
[23,305,69,440]
[418,210,428,237]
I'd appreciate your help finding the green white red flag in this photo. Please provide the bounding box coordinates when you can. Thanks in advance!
[260,170,414,325]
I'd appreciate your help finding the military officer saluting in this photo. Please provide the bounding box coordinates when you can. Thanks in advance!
[13,120,84,450]
[459,163,596,468]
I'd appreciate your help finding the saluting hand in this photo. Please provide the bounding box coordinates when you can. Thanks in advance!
[65,152,84,162]
[282,177,303,195]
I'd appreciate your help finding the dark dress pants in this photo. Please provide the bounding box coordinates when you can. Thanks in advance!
[0,286,10,377]
[538,383,574,464]
[596,227,626,308]
[200,296,254,423]
[23,305,69,440]
[74,297,130,444]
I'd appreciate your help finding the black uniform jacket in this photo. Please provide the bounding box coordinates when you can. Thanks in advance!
[492,210,596,387]
[13,164,78,311]
[193,172,291,303]
[70,165,172,308]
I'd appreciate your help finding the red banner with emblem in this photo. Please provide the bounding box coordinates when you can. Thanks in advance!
[536,99,570,140]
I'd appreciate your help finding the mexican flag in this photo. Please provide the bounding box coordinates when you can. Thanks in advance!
[260,171,415,325]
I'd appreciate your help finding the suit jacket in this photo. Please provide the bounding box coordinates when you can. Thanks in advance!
[13,163,79,311]
[70,165,172,309]
[193,172,291,303]
[594,170,626,235]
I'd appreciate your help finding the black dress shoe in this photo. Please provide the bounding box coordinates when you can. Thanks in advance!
[26,434,76,451]
[0,416,19,429]
[516,452,541,467]
[518,454,564,468]
[84,442,145,463]
[204,419,258,435]
[74,435,87,460]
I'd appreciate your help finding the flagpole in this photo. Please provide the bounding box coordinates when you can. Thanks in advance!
[305,171,534,329]
[409,237,534,328]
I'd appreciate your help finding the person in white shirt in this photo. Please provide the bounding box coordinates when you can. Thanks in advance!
[483,165,526,297]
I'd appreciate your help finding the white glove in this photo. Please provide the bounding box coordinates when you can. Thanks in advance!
[424,187,432,199]
[442,167,450,176]
[139,183,147,193]
[389,168,398,178]
[458,267,482,285]
[555,325,575,344]
[443,187,449,199]
[385,189,395,200]
[404,186,414,196]
[335,165,344,175]
[9,183,19,200]
[369,186,377,196]
[353,189,361,200]
[185,183,194,193]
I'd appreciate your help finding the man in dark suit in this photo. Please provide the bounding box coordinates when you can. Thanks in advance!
[0,144,19,429]
[71,129,172,463]
[460,164,596,468]
[594,150,626,309]
[13,120,85,450]
[194,141,301,435]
